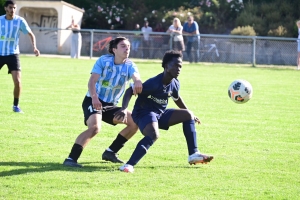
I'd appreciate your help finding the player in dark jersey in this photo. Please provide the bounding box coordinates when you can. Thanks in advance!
[114,50,213,173]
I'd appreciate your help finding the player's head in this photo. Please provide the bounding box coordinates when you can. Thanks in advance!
[162,50,183,78]
[4,0,17,18]
[108,37,130,59]
[162,50,183,69]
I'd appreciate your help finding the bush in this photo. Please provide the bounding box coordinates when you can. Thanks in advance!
[230,26,256,36]
[268,26,287,37]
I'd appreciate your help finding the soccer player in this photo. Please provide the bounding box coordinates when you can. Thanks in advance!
[63,37,143,168]
[0,0,40,113]
[115,50,213,173]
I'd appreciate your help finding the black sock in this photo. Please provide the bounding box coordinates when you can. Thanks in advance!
[13,98,19,106]
[68,143,83,162]
[108,134,128,153]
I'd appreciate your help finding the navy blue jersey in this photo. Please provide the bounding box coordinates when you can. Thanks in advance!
[132,73,180,117]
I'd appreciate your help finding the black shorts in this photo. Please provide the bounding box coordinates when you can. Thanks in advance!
[82,95,121,126]
[0,54,21,74]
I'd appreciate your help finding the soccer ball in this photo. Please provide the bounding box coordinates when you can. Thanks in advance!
[228,79,253,104]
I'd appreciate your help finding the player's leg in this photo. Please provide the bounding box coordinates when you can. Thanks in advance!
[8,55,23,113]
[120,113,159,172]
[63,96,102,167]
[102,109,139,163]
[297,52,300,70]
[164,109,213,164]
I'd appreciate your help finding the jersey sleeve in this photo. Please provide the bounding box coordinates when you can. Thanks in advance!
[128,62,140,79]
[91,57,104,75]
[19,17,31,34]
[171,79,180,101]
[139,77,157,96]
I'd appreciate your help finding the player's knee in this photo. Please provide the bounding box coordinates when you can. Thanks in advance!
[88,124,100,136]
[147,131,159,142]
[185,109,195,120]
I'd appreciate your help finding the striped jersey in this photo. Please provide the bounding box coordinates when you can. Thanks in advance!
[86,54,139,105]
[0,15,31,56]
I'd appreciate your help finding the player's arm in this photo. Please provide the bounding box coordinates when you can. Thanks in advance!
[27,31,40,56]
[131,72,143,95]
[114,86,134,123]
[88,73,102,110]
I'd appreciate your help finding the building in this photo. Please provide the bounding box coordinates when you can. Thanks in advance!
[16,0,84,54]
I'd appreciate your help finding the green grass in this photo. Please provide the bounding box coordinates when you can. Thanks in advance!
[0,56,299,199]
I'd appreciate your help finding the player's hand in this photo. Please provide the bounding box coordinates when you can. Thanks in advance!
[113,108,127,123]
[194,116,201,125]
[133,80,142,95]
[92,97,102,111]
[34,48,40,56]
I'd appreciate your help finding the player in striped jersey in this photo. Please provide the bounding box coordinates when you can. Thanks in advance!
[63,37,143,168]
[0,0,40,113]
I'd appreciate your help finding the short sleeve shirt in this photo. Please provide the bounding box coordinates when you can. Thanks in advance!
[87,54,139,105]
[0,15,31,56]
[183,21,200,42]
[132,73,180,117]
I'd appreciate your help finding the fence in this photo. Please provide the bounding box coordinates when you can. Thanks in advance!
[23,28,298,66]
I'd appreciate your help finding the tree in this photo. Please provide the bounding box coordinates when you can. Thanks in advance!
[0,0,6,15]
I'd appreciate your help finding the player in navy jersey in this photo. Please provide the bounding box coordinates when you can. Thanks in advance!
[63,37,143,168]
[0,0,40,113]
[115,50,213,173]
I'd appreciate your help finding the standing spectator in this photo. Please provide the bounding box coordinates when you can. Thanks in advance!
[0,0,40,113]
[297,20,300,70]
[167,18,185,54]
[182,16,200,63]
[63,37,143,168]
[67,17,82,59]
[141,21,152,58]
[152,22,165,58]
[131,24,141,57]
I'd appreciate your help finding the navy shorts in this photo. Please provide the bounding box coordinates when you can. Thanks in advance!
[0,54,21,74]
[133,109,175,132]
[82,96,121,126]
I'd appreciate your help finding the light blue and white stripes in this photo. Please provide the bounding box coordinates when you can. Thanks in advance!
[0,15,31,56]
[87,54,139,105]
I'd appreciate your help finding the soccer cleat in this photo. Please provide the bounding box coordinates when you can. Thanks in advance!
[188,152,214,165]
[119,164,134,173]
[63,159,83,168]
[102,150,124,163]
[13,106,24,113]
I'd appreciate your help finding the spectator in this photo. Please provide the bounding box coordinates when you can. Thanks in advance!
[67,17,82,59]
[297,20,300,70]
[131,24,141,57]
[167,18,185,54]
[182,16,200,63]
[141,21,152,58]
[152,22,165,58]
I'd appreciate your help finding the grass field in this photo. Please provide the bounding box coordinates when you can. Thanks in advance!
[0,56,299,200]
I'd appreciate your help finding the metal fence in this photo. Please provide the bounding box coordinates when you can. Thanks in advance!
[24,28,298,66]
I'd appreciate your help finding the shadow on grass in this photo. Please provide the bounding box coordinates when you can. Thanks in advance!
[0,161,120,177]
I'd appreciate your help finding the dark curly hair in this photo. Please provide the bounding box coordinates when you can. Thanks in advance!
[162,50,183,68]
[108,37,129,55]
[4,1,16,7]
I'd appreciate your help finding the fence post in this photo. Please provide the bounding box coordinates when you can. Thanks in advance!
[89,30,94,59]
[252,36,256,67]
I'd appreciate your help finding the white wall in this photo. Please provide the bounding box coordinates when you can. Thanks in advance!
[16,1,84,54]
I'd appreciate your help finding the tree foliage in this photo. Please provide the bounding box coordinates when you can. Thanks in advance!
[63,0,300,37]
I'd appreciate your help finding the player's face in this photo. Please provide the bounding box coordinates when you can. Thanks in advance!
[166,57,182,78]
[113,40,130,59]
[5,4,17,19]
